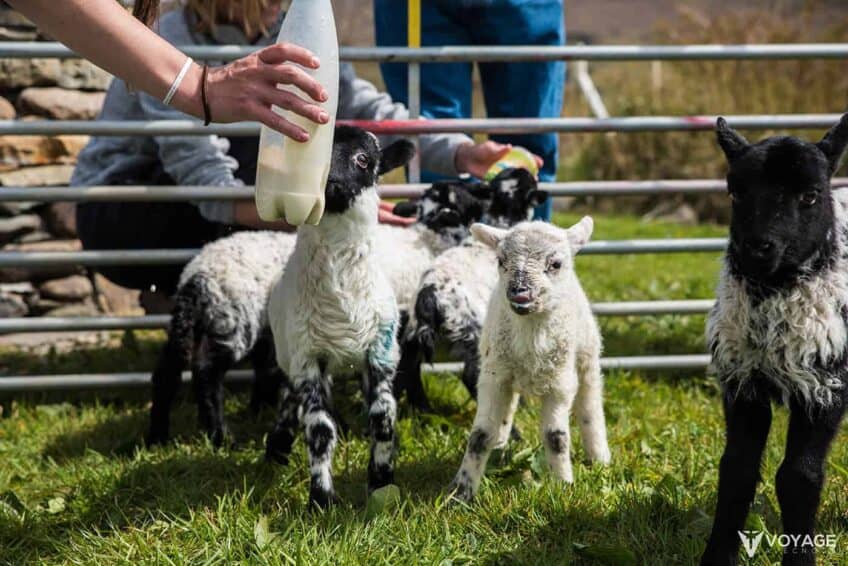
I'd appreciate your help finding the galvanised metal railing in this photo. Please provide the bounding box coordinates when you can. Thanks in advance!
[1,42,848,61]
[0,40,845,389]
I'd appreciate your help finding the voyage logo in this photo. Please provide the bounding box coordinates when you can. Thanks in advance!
[737,530,839,558]
[739,530,764,558]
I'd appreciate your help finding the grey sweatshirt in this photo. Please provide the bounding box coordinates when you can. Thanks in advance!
[70,8,472,224]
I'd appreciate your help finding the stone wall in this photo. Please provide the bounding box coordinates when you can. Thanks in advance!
[0,4,141,319]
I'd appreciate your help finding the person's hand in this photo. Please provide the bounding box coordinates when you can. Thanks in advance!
[206,43,330,142]
[454,141,544,179]
[378,201,416,226]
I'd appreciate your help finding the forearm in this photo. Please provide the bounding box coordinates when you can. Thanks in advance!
[8,0,203,118]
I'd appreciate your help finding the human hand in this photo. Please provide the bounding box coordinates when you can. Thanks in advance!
[378,201,416,226]
[205,42,330,142]
[454,141,544,179]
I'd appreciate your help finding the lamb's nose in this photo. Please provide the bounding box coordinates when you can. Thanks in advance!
[508,287,532,304]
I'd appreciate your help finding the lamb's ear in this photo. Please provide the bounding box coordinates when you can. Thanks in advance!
[567,216,594,253]
[470,223,508,249]
[817,112,848,176]
[716,117,749,162]
[378,139,416,175]
[528,189,549,208]
[392,200,419,218]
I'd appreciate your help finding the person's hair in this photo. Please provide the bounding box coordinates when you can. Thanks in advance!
[186,0,274,39]
[132,0,160,27]
[132,1,274,38]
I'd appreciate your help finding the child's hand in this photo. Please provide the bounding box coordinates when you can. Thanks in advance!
[454,141,543,179]
[378,201,416,226]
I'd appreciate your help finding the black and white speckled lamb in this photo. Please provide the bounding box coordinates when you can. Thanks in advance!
[146,178,488,448]
[701,114,848,566]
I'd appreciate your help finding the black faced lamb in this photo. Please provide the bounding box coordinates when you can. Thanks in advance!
[146,179,487,448]
[396,168,549,411]
[450,219,611,501]
[264,126,415,507]
[701,115,848,566]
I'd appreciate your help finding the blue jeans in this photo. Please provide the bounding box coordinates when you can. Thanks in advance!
[374,0,565,220]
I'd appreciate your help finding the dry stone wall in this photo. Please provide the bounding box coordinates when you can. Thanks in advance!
[0,3,141,320]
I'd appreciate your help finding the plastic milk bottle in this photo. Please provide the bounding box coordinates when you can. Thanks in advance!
[255,0,339,225]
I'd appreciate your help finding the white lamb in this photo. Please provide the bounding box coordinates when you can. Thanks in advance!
[449,219,611,501]
[265,126,415,507]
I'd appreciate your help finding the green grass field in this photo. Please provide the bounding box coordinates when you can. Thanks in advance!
[1,213,846,565]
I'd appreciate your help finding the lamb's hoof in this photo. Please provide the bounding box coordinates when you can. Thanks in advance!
[509,425,523,443]
[207,426,231,450]
[446,480,475,504]
[589,447,612,466]
[264,430,295,465]
[309,488,340,509]
[264,445,291,466]
[146,429,169,447]
[368,461,395,492]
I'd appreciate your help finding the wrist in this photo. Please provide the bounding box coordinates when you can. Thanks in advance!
[454,142,474,174]
[169,61,204,119]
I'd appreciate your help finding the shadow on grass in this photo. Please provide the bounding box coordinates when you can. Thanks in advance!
[480,491,712,565]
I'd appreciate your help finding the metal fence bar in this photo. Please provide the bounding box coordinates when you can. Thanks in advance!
[0,355,710,392]
[0,114,842,137]
[0,315,170,334]
[0,239,727,268]
[1,42,847,62]
[2,179,847,202]
[0,300,716,335]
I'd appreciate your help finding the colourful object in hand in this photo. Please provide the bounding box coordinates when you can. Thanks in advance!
[483,146,539,181]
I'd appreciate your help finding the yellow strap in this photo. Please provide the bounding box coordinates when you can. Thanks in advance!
[407,0,421,48]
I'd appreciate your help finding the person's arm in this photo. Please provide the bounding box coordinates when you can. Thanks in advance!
[337,64,540,178]
[7,0,329,141]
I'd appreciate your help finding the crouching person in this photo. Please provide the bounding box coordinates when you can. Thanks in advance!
[450,218,611,502]
[70,0,530,301]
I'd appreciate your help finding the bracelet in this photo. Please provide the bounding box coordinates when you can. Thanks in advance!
[201,64,212,126]
[163,57,193,106]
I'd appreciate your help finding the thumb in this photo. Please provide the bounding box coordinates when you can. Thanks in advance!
[486,142,512,161]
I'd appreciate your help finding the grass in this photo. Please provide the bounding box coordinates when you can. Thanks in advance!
[0,212,846,565]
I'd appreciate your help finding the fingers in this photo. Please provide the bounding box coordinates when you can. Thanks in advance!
[378,209,417,226]
[264,62,328,103]
[378,201,396,211]
[262,88,329,126]
[257,42,320,69]
[254,104,310,142]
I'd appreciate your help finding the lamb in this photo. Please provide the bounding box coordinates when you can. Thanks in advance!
[701,115,848,566]
[264,126,415,507]
[396,168,548,411]
[147,230,295,446]
[449,219,611,502]
[146,180,487,448]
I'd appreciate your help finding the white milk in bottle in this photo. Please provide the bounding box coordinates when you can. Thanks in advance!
[255,0,339,225]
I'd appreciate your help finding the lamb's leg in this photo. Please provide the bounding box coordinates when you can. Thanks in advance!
[192,355,232,448]
[775,398,845,566]
[540,383,579,483]
[147,337,185,445]
[265,376,298,465]
[450,368,518,502]
[365,323,400,491]
[248,334,283,414]
[701,388,772,566]
[396,337,432,412]
[574,353,611,464]
[459,336,481,400]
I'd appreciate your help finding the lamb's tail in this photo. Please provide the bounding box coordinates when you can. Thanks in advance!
[412,284,442,363]
[168,275,205,366]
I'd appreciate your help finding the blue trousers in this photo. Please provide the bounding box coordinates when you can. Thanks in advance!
[374,0,565,219]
